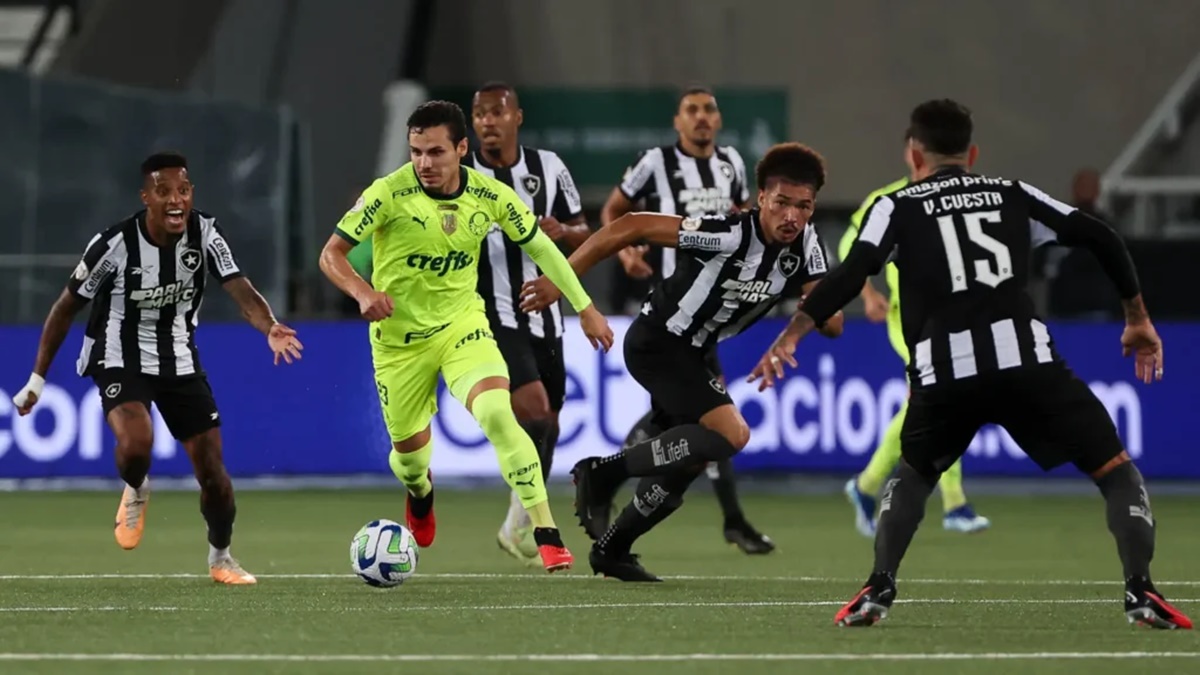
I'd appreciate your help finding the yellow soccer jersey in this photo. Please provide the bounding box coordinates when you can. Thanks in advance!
[336,164,541,347]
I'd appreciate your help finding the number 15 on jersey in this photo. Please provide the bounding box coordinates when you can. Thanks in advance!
[936,210,1014,292]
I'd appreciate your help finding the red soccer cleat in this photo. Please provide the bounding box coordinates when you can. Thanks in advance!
[405,471,436,548]
[533,527,573,573]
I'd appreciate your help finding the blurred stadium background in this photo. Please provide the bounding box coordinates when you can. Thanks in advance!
[2,0,1200,490]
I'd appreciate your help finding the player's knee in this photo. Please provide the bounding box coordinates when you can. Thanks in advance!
[711,418,750,453]
[115,428,154,460]
[472,390,519,440]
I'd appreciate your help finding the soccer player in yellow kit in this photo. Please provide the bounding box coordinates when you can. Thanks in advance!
[319,101,614,572]
[840,177,991,537]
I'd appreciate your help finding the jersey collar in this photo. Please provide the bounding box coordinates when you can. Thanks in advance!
[472,146,524,170]
[413,165,469,200]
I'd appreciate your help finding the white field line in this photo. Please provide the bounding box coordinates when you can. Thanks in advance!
[0,651,1197,663]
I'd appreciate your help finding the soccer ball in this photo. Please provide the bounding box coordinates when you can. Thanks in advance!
[350,519,419,587]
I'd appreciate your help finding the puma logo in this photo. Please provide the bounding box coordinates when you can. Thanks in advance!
[515,478,535,487]
[412,216,427,229]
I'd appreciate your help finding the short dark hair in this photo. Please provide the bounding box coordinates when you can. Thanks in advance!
[907,99,973,156]
[677,85,714,110]
[755,143,826,192]
[407,100,468,145]
[477,80,517,98]
[141,151,187,176]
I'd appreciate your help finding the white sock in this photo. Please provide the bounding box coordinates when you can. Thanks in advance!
[209,544,229,565]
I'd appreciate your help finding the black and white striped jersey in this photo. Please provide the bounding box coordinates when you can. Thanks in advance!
[641,210,829,350]
[852,167,1078,388]
[618,143,750,280]
[465,147,583,340]
[67,210,243,378]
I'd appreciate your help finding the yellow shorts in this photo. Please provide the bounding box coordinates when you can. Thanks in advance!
[371,311,509,441]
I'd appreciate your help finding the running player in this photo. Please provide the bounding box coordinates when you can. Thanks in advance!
[465,82,592,565]
[11,152,302,585]
[750,99,1190,629]
[318,100,613,573]
[521,143,840,580]
[840,172,991,537]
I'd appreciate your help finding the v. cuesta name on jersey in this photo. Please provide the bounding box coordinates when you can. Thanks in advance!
[922,191,1005,215]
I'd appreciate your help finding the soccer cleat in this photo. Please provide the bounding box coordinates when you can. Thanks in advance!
[834,572,897,627]
[405,471,436,548]
[588,545,661,582]
[114,479,150,550]
[942,504,991,533]
[723,519,776,554]
[497,525,540,567]
[210,556,257,585]
[844,477,878,538]
[1126,578,1193,629]
[533,527,573,573]
[571,457,617,541]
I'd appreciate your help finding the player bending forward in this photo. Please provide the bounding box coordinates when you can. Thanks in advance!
[521,143,841,580]
[752,99,1191,629]
[12,152,302,585]
[319,101,613,573]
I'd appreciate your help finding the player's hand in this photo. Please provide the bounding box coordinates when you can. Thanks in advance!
[12,373,44,416]
[268,323,304,365]
[579,305,614,352]
[862,287,890,323]
[538,216,567,242]
[747,319,811,391]
[1121,320,1163,384]
[357,290,394,322]
[617,245,653,279]
[519,275,561,313]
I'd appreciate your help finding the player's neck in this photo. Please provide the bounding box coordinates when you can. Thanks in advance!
[481,145,520,169]
[917,160,969,181]
[677,139,715,159]
[140,217,179,248]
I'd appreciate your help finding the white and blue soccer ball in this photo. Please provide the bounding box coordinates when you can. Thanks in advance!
[350,519,419,588]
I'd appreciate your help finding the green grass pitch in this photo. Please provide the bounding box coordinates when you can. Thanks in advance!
[0,486,1197,674]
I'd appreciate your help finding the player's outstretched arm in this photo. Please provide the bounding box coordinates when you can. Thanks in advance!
[517,229,614,352]
[799,279,845,338]
[12,288,88,415]
[221,277,303,365]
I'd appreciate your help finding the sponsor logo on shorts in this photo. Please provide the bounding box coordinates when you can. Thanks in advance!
[104,383,122,399]
[403,323,450,345]
[709,377,726,394]
[454,327,494,349]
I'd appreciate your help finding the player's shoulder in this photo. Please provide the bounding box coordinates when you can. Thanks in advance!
[462,164,508,200]
[374,163,422,200]
[523,145,565,167]
[682,209,743,233]
[716,144,746,163]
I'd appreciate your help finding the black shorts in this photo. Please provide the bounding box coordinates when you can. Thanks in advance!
[93,368,221,441]
[623,317,729,429]
[902,363,1124,476]
[492,326,566,411]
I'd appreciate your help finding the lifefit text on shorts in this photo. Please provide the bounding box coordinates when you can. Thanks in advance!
[454,327,494,349]
[650,437,690,466]
[405,250,474,277]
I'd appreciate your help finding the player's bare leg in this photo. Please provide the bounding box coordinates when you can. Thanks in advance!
[497,380,557,565]
[392,426,436,548]
[183,429,254,585]
[109,403,153,550]
[468,376,572,573]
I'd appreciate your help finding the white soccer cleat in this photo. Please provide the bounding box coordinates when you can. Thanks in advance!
[496,492,539,565]
[943,504,991,533]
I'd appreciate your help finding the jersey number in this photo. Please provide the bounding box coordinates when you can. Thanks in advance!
[936,211,1013,292]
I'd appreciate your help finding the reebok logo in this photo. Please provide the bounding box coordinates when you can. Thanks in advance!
[405,250,474,277]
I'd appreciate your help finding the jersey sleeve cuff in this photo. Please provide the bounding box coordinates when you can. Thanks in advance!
[513,225,539,246]
[334,229,361,246]
[618,185,640,202]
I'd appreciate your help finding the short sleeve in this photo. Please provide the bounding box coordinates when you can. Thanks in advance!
[203,219,244,282]
[800,224,830,281]
[677,213,742,256]
[549,154,584,221]
[855,195,899,268]
[335,178,392,244]
[618,149,660,202]
[67,231,121,300]
[492,178,540,245]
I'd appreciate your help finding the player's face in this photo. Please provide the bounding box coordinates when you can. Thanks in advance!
[410,125,467,193]
[757,179,816,245]
[674,93,722,147]
[472,90,522,152]
[140,167,193,235]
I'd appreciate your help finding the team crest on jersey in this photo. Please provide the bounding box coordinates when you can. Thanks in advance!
[468,211,491,237]
[718,161,734,181]
[178,248,203,274]
[442,213,458,234]
[521,174,542,197]
[777,252,802,278]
